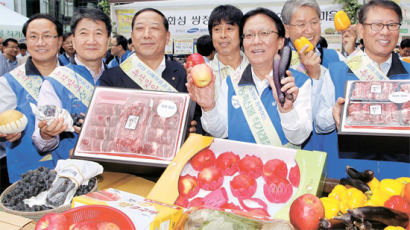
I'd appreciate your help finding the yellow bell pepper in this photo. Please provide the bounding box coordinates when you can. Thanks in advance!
[367,177,380,192]
[346,187,367,210]
[396,177,410,184]
[380,179,404,197]
[384,226,405,230]
[329,184,348,201]
[320,197,340,219]
[368,186,390,206]
[294,37,314,54]
[334,10,351,31]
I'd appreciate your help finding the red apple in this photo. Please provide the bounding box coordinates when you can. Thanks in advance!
[289,194,325,230]
[198,167,223,191]
[191,64,212,88]
[178,174,200,198]
[186,53,205,69]
[97,222,121,230]
[35,213,68,230]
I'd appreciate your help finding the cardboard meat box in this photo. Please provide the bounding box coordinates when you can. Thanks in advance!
[0,211,35,230]
[72,188,183,230]
[72,86,196,169]
[340,80,410,136]
[147,134,327,220]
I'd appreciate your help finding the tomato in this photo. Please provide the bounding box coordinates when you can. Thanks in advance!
[178,174,200,198]
[263,177,293,203]
[221,202,241,211]
[230,174,257,199]
[203,187,229,208]
[186,53,205,69]
[215,151,240,176]
[238,155,263,179]
[263,159,288,182]
[238,197,268,213]
[188,197,204,208]
[384,195,410,214]
[174,195,188,208]
[190,148,216,171]
[289,164,301,187]
[198,167,223,191]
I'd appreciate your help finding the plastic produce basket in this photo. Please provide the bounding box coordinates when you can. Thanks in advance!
[64,205,135,229]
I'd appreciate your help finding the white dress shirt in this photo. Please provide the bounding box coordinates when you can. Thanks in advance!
[32,56,105,152]
[201,66,312,145]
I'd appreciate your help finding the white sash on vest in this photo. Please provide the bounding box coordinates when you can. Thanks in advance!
[345,49,390,81]
[120,54,177,92]
[48,66,94,107]
[9,64,43,102]
[229,70,283,147]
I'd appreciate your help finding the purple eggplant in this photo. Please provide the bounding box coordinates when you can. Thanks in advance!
[274,44,293,105]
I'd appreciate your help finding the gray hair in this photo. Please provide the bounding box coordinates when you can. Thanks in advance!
[281,0,321,25]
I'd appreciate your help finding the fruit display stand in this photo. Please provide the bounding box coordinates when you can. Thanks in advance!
[148,134,327,220]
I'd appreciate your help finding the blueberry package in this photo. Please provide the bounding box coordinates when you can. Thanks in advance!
[339,80,410,136]
[72,86,196,168]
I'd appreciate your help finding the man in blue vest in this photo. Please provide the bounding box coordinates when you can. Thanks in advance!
[32,8,111,163]
[316,0,409,179]
[0,14,63,183]
[281,0,345,154]
[107,34,131,68]
[58,32,75,65]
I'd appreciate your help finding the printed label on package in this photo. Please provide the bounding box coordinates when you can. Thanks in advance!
[370,84,382,94]
[124,115,140,130]
[157,100,177,118]
[369,105,382,115]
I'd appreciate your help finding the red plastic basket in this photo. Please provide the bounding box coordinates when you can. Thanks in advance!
[63,205,135,230]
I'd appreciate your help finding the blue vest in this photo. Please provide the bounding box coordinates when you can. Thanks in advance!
[325,54,410,179]
[227,64,309,145]
[58,53,71,66]
[3,64,54,183]
[107,50,132,68]
[45,63,98,165]
[303,48,340,154]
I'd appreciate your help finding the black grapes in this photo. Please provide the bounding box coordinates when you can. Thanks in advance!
[1,166,96,212]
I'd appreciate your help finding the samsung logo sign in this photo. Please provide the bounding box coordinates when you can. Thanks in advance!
[187,28,199,33]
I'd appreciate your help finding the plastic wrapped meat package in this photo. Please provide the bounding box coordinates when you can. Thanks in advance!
[340,80,410,136]
[73,87,195,167]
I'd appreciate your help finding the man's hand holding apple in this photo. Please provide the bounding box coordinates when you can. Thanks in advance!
[186,64,216,112]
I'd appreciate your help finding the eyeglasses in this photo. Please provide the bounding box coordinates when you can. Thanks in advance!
[242,31,278,40]
[363,23,401,31]
[27,34,58,42]
[289,20,320,29]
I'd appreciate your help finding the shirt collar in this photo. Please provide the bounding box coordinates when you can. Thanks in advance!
[25,56,59,76]
[154,56,166,76]
[209,51,248,72]
[74,55,105,81]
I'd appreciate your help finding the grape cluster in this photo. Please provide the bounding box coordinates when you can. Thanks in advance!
[71,113,85,127]
[1,166,97,212]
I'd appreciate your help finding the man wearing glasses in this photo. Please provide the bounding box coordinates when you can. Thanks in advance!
[0,14,63,183]
[33,8,111,164]
[315,0,409,179]
[107,34,131,68]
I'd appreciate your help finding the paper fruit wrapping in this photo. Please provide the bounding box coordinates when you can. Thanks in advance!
[0,110,28,134]
[148,134,327,220]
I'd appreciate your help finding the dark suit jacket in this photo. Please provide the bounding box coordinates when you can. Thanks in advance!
[99,58,204,134]
[99,59,187,92]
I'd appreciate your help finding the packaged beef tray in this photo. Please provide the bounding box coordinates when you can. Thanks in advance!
[72,86,195,167]
[340,80,410,136]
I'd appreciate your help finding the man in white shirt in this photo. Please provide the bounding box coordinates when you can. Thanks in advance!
[32,8,111,162]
